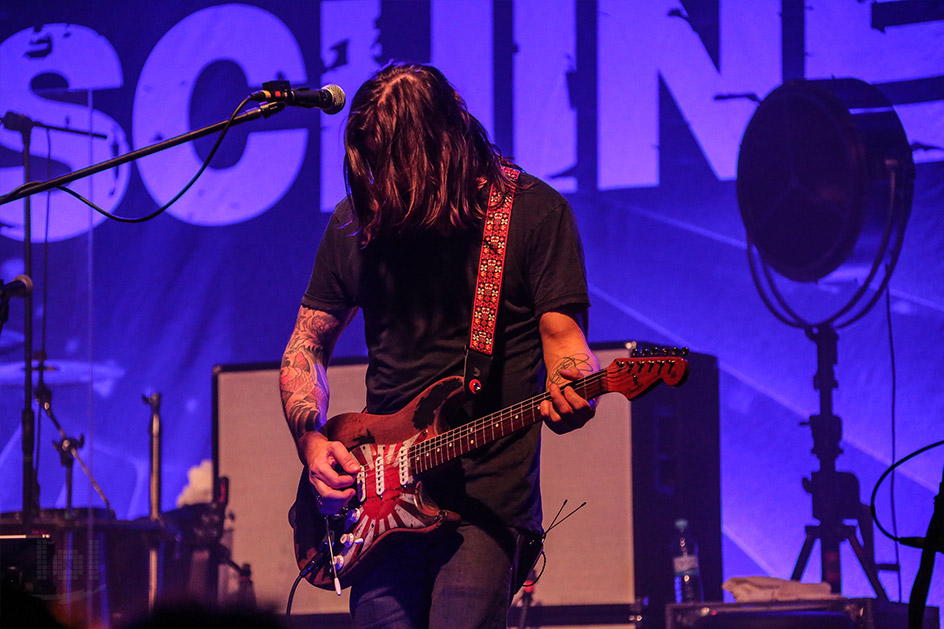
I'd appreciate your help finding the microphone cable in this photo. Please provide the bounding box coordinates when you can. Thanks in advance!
[47,95,253,223]
[870,438,944,549]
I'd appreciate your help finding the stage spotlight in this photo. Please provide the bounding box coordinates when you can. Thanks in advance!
[735,78,915,598]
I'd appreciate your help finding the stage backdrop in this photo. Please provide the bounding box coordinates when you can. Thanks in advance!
[1,0,942,610]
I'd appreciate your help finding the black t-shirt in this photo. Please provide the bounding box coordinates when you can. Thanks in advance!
[302,172,590,533]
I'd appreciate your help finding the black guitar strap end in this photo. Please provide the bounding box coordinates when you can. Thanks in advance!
[463,346,492,402]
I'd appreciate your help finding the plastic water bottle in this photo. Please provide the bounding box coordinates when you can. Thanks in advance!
[671,518,704,603]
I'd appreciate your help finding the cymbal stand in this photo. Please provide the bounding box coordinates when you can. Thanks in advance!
[35,363,111,613]
[35,369,114,516]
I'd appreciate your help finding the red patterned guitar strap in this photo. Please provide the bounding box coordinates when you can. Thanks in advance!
[464,166,520,399]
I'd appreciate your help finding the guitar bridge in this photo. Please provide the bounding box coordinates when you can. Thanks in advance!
[356,466,366,502]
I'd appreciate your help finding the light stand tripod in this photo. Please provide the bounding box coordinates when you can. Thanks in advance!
[789,326,891,597]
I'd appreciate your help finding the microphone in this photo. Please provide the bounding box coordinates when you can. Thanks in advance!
[249,82,345,114]
[1,111,35,133]
[0,274,33,300]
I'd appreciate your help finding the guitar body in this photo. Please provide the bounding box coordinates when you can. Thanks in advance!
[292,376,467,590]
[290,352,689,591]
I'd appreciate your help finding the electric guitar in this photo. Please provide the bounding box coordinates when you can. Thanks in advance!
[291,348,689,592]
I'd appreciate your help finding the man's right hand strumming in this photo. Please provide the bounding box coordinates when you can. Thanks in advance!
[298,431,361,515]
[280,305,359,514]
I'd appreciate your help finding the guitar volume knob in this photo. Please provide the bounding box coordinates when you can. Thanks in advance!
[340,533,364,548]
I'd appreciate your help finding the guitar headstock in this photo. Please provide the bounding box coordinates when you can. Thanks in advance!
[603,347,689,400]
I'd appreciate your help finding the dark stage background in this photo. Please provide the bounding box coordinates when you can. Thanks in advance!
[1,0,941,610]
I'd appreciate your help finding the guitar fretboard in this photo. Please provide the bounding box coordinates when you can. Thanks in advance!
[407,370,609,474]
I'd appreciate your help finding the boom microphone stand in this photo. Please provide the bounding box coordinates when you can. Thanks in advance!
[0,101,286,528]
[2,111,109,529]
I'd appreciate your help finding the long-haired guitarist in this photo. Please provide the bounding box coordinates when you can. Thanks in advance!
[280,62,599,629]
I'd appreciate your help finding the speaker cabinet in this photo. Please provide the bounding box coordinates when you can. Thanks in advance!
[631,344,721,627]
[212,343,720,625]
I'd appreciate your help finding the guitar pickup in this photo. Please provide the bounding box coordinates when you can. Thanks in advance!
[398,445,412,487]
[356,466,366,502]
[375,446,385,497]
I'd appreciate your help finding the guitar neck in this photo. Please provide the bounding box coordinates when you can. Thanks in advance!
[408,370,607,475]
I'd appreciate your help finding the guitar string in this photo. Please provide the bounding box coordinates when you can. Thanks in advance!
[361,358,679,484]
[360,371,606,489]
[408,357,681,469]
[409,370,605,467]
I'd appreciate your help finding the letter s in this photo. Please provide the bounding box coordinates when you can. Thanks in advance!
[0,24,130,242]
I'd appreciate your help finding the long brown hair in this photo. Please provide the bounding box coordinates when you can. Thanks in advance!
[343,63,511,244]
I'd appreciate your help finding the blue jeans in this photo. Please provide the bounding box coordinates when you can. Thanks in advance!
[349,523,522,629]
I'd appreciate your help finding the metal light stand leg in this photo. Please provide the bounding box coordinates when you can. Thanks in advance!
[845,524,890,599]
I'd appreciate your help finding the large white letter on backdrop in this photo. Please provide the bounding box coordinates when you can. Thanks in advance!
[513,0,576,193]
[430,0,494,135]
[0,24,129,242]
[133,3,308,226]
[598,1,781,189]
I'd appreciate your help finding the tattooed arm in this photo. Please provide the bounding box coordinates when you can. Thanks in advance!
[537,309,600,434]
[280,305,361,512]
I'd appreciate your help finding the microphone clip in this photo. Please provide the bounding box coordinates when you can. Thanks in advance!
[252,80,294,103]
[249,80,345,115]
